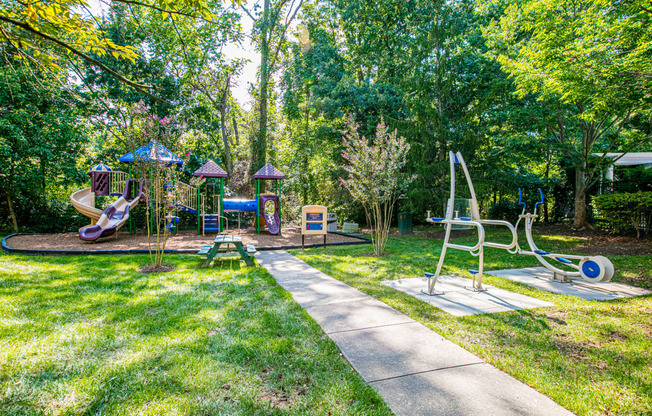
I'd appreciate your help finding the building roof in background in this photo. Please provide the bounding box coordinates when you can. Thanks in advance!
[118,141,183,165]
[593,152,652,168]
[252,163,286,179]
[193,160,228,178]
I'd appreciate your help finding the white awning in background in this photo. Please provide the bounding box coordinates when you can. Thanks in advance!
[592,152,652,169]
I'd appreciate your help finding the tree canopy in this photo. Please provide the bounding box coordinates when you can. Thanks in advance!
[1,0,650,233]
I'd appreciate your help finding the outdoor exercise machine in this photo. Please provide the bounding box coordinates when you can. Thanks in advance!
[424,151,614,295]
[513,187,614,283]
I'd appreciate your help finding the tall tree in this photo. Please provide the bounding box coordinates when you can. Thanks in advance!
[242,0,303,174]
[484,0,652,227]
[0,0,218,102]
[139,1,244,173]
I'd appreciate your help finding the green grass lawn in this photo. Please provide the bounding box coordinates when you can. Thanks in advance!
[0,252,392,416]
[294,228,652,416]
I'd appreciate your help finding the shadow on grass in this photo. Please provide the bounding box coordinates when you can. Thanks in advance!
[295,233,652,415]
[0,254,391,416]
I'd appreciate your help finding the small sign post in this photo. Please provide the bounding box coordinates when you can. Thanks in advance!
[301,205,327,248]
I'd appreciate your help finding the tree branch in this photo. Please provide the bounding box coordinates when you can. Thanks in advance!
[113,0,201,20]
[269,0,303,72]
[240,5,257,22]
[0,15,169,104]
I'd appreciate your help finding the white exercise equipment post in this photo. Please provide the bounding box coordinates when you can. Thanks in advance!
[423,151,518,295]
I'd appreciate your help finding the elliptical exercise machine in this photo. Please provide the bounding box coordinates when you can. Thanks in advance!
[513,188,614,283]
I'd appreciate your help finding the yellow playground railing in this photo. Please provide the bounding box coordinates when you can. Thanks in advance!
[110,171,129,195]
[176,181,197,212]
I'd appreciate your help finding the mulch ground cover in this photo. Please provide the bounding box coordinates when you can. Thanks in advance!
[4,227,367,252]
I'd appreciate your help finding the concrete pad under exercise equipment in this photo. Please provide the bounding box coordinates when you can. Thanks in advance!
[383,275,554,317]
[486,267,652,300]
[255,250,572,416]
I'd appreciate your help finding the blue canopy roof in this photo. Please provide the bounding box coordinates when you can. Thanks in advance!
[88,163,112,173]
[118,141,183,165]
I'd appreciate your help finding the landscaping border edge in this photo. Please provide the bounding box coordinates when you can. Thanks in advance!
[2,232,372,256]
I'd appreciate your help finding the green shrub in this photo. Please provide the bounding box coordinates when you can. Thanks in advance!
[592,192,652,238]
[489,200,523,223]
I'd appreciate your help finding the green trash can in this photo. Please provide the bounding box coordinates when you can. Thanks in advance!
[398,212,413,235]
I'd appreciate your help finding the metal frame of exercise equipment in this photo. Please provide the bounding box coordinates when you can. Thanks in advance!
[423,151,614,296]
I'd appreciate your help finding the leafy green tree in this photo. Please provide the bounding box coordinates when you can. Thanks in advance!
[332,0,530,219]
[0,63,87,232]
[0,0,220,102]
[483,0,652,227]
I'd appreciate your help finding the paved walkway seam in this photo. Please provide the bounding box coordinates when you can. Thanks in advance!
[326,321,416,335]
[367,362,486,384]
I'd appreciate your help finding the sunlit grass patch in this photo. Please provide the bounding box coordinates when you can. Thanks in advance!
[295,230,652,416]
[0,253,391,416]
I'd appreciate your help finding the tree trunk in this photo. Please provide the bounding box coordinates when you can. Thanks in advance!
[573,167,588,228]
[219,107,232,174]
[543,152,551,223]
[232,115,240,147]
[6,189,18,233]
[253,0,270,176]
[218,77,232,174]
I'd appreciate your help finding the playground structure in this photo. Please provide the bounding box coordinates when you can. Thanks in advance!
[424,151,615,295]
[190,161,284,236]
[70,143,285,241]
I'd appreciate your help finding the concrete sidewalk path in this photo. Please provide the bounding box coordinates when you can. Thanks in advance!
[256,250,574,416]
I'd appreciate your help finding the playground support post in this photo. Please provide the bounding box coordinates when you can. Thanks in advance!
[128,165,133,235]
[197,185,201,235]
[219,177,224,233]
[255,178,261,234]
[277,180,282,234]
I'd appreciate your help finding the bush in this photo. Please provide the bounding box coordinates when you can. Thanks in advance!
[593,192,652,238]
[489,200,523,223]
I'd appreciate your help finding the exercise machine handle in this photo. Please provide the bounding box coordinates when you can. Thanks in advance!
[518,188,526,210]
[534,188,544,211]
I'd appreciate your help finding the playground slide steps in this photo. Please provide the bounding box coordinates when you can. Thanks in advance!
[204,214,221,232]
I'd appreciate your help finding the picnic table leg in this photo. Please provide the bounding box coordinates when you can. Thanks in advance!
[235,243,255,267]
[201,243,221,268]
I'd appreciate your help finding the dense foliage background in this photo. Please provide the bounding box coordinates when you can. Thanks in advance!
[1,0,650,234]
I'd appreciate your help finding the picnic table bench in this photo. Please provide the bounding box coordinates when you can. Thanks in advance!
[198,235,256,268]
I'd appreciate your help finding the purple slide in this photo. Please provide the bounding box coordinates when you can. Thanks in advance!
[259,194,280,235]
[79,179,143,242]
[79,206,129,241]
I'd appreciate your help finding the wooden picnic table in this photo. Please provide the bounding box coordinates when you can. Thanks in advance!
[198,235,256,268]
